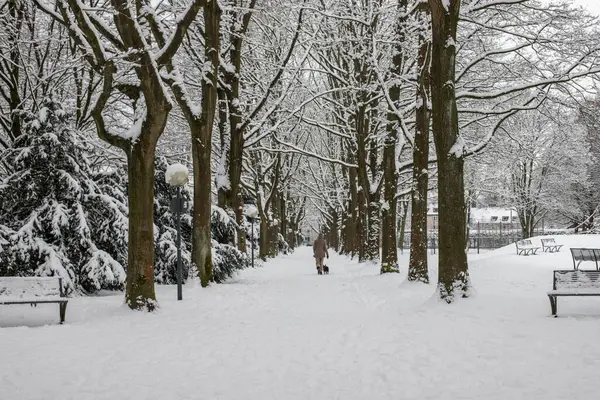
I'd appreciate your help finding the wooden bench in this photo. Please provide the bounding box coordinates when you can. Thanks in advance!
[515,239,540,256]
[0,277,68,324]
[547,270,600,316]
[570,248,600,270]
[541,238,563,253]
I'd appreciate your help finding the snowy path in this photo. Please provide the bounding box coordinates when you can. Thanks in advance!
[2,240,600,400]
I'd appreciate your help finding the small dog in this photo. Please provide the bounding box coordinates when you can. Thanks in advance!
[323,265,329,275]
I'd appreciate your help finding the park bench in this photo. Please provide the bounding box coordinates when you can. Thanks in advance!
[0,277,68,324]
[570,248,600,270]
[547,269,600,316]
[515,239,540,256]
[540,238,563,253]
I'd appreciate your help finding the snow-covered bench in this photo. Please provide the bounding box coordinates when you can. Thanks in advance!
[570,248,600,270]
[0,277,68,324]
[547,270,600,316]
[540,238,563,253]
[515,239,539,256]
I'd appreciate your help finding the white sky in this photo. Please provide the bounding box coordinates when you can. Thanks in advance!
[573,0,600,15]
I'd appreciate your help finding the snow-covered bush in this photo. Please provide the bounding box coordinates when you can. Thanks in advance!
[211,205,237,245]
[210,206,251,282]
[278,233,290,255]
[211,241,251,283]
[0,97,126,294]
[88,169,129,268]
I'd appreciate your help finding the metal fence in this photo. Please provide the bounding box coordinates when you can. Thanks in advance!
[399,221,553,254]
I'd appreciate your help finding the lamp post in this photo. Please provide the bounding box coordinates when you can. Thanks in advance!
[166,163,189,301]
[246,206,259,268]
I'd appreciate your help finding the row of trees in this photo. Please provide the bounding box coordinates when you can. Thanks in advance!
[0,0,306,309]
[301,0,600,301]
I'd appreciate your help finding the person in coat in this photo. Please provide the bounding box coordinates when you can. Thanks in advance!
[313,233,329,274]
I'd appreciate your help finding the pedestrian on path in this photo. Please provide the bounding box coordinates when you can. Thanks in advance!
[313,233,329,274]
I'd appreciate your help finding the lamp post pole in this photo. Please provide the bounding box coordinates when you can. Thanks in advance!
[166,162,189,301]
[251,218,255,268]
[176,186,182,301]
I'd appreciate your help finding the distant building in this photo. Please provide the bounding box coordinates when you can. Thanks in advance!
[426,206,519,231]
[426,206,439,231]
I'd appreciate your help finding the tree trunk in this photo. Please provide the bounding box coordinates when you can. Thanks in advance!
[366,198,380,261]
[6,0,23,143]
[192,0,220,287]
[357,188,368,261]
[259,218,269,261]
[380,145,397,272]
[429,0,471,301]
[381,0,410,274]
[348,167,359,257]
[398,201,409,252]
[126,141,158,310]
[408,2,432,283]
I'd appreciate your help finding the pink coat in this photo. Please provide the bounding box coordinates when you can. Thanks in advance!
[313,238,329,259]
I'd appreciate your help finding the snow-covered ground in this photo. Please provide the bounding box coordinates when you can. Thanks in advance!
[2,235,600,400]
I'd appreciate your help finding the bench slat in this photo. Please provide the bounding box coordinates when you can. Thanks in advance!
[0,298,68,304]
[548,289,600,295]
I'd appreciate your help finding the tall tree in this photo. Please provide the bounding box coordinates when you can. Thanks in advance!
[149,0,222,286]
[408,0,432,283]
[429,0,471,301]
[380,0,410,274]
[35,0,206,309]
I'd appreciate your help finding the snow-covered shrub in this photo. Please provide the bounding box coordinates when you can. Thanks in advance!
[154,157,192,284]
[210,206,251,282]
[211,241,251,283]
[88,169,129,268]
[211,205,237,245]
[0,97,126,294]
[278,233,290,255]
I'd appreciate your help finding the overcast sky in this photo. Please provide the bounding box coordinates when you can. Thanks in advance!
[573,0,600,15]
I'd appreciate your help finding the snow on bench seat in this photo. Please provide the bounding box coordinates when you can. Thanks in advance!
[0,276,68,323]
[547,270,600,316]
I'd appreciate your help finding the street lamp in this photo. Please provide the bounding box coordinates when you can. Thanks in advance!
[246,206,259,268]
[166,162,189,301]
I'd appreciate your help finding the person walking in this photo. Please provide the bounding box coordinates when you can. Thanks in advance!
[313,233,329,274]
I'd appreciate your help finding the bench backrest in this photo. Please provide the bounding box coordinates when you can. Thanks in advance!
[0,277,64,300]
[570,248,600,270]
[541,238,556,244]
[516,239,533,247]
[553,270,600,290]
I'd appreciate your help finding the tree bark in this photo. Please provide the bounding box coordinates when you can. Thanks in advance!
[381,0,410,274]
[259,218,269,261]
[429,0,471,301]
[408,1,432,283]
[2,0,24,144]
[380,136,398,272]
[126,140,159,310]
[192,0,221,287]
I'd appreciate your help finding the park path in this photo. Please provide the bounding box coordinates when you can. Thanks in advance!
[2,245,600,400]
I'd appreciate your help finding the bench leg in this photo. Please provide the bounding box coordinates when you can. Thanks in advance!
[59,303,67,324]
[548,295,557,317]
